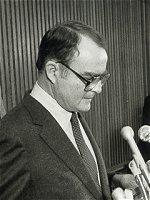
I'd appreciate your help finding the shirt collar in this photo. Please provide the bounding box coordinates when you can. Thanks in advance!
[30,82,72,130]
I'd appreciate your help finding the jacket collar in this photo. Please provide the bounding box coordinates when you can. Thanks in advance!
[23,93,49,125]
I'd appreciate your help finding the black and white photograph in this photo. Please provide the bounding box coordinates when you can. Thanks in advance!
[0,0,150,199]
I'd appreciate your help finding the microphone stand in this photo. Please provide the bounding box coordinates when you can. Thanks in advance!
[129,159,149,200]
[121,126,150,200]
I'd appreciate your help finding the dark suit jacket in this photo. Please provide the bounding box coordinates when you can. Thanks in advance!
[138,95,150,162]
[0,94,111,200]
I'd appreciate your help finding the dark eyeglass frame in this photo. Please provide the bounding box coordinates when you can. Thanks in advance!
[57,62,110,91]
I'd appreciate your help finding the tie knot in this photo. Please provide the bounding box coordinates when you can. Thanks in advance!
[71,112,78,122]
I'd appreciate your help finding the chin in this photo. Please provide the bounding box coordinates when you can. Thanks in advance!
[77,102,91,112]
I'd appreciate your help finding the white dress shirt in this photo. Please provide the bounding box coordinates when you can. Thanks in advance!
[30,82,100,184]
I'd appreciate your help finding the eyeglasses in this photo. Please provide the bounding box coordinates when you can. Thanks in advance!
[57,62,110,91]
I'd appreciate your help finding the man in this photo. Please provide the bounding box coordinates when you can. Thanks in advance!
[138,95,150,162]
[0,20,123,200]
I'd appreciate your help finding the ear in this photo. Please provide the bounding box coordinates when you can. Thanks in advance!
[45,61,58,83]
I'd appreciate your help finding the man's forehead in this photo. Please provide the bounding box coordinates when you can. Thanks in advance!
[77,36,107,58]
[78,35,105,50]
[73,44,108,64]
[71,51,108,76]
[70,35,108,74]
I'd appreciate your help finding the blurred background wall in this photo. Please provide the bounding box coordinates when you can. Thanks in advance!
[0,0,150,173]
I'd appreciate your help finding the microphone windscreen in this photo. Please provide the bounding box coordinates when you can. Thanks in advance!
[138,125,150,142]
[112,187,126,200]
[121,126,134,141]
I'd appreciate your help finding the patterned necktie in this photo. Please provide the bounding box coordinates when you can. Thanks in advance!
[70,112,100,187]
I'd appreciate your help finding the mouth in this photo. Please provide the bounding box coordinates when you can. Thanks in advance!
[84,97,94,101]
[84,95,95,100]
[83,93,95,101]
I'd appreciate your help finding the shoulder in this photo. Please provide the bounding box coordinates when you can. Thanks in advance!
[144,95,150,105]
[138,139,150,162]
[0,94,38,145]
[143,95,150,125]
[1,100,31,130]
[0,103,31,199]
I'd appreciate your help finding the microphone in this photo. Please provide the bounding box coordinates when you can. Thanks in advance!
[138,125,150,142]
[111,187,126,200]
[121,126,145,167]
[121,126,150,185]
[146,160,150,173]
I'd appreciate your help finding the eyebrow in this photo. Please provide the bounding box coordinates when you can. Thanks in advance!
[81,71,107,77]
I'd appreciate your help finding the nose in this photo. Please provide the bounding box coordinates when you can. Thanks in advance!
[92,81,102,94]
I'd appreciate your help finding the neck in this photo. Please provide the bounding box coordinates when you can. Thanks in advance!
[37,73,55,99]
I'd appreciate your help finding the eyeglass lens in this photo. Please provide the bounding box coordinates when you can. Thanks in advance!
[85,73,110,91]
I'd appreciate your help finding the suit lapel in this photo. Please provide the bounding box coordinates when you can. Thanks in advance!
[23,95,101,199]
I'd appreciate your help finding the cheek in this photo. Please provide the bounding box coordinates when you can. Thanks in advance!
[67,85,84,102]
[56,77,86,104]
[72,83,85,98]
[64,84,86,108]
[65,78,85,96]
